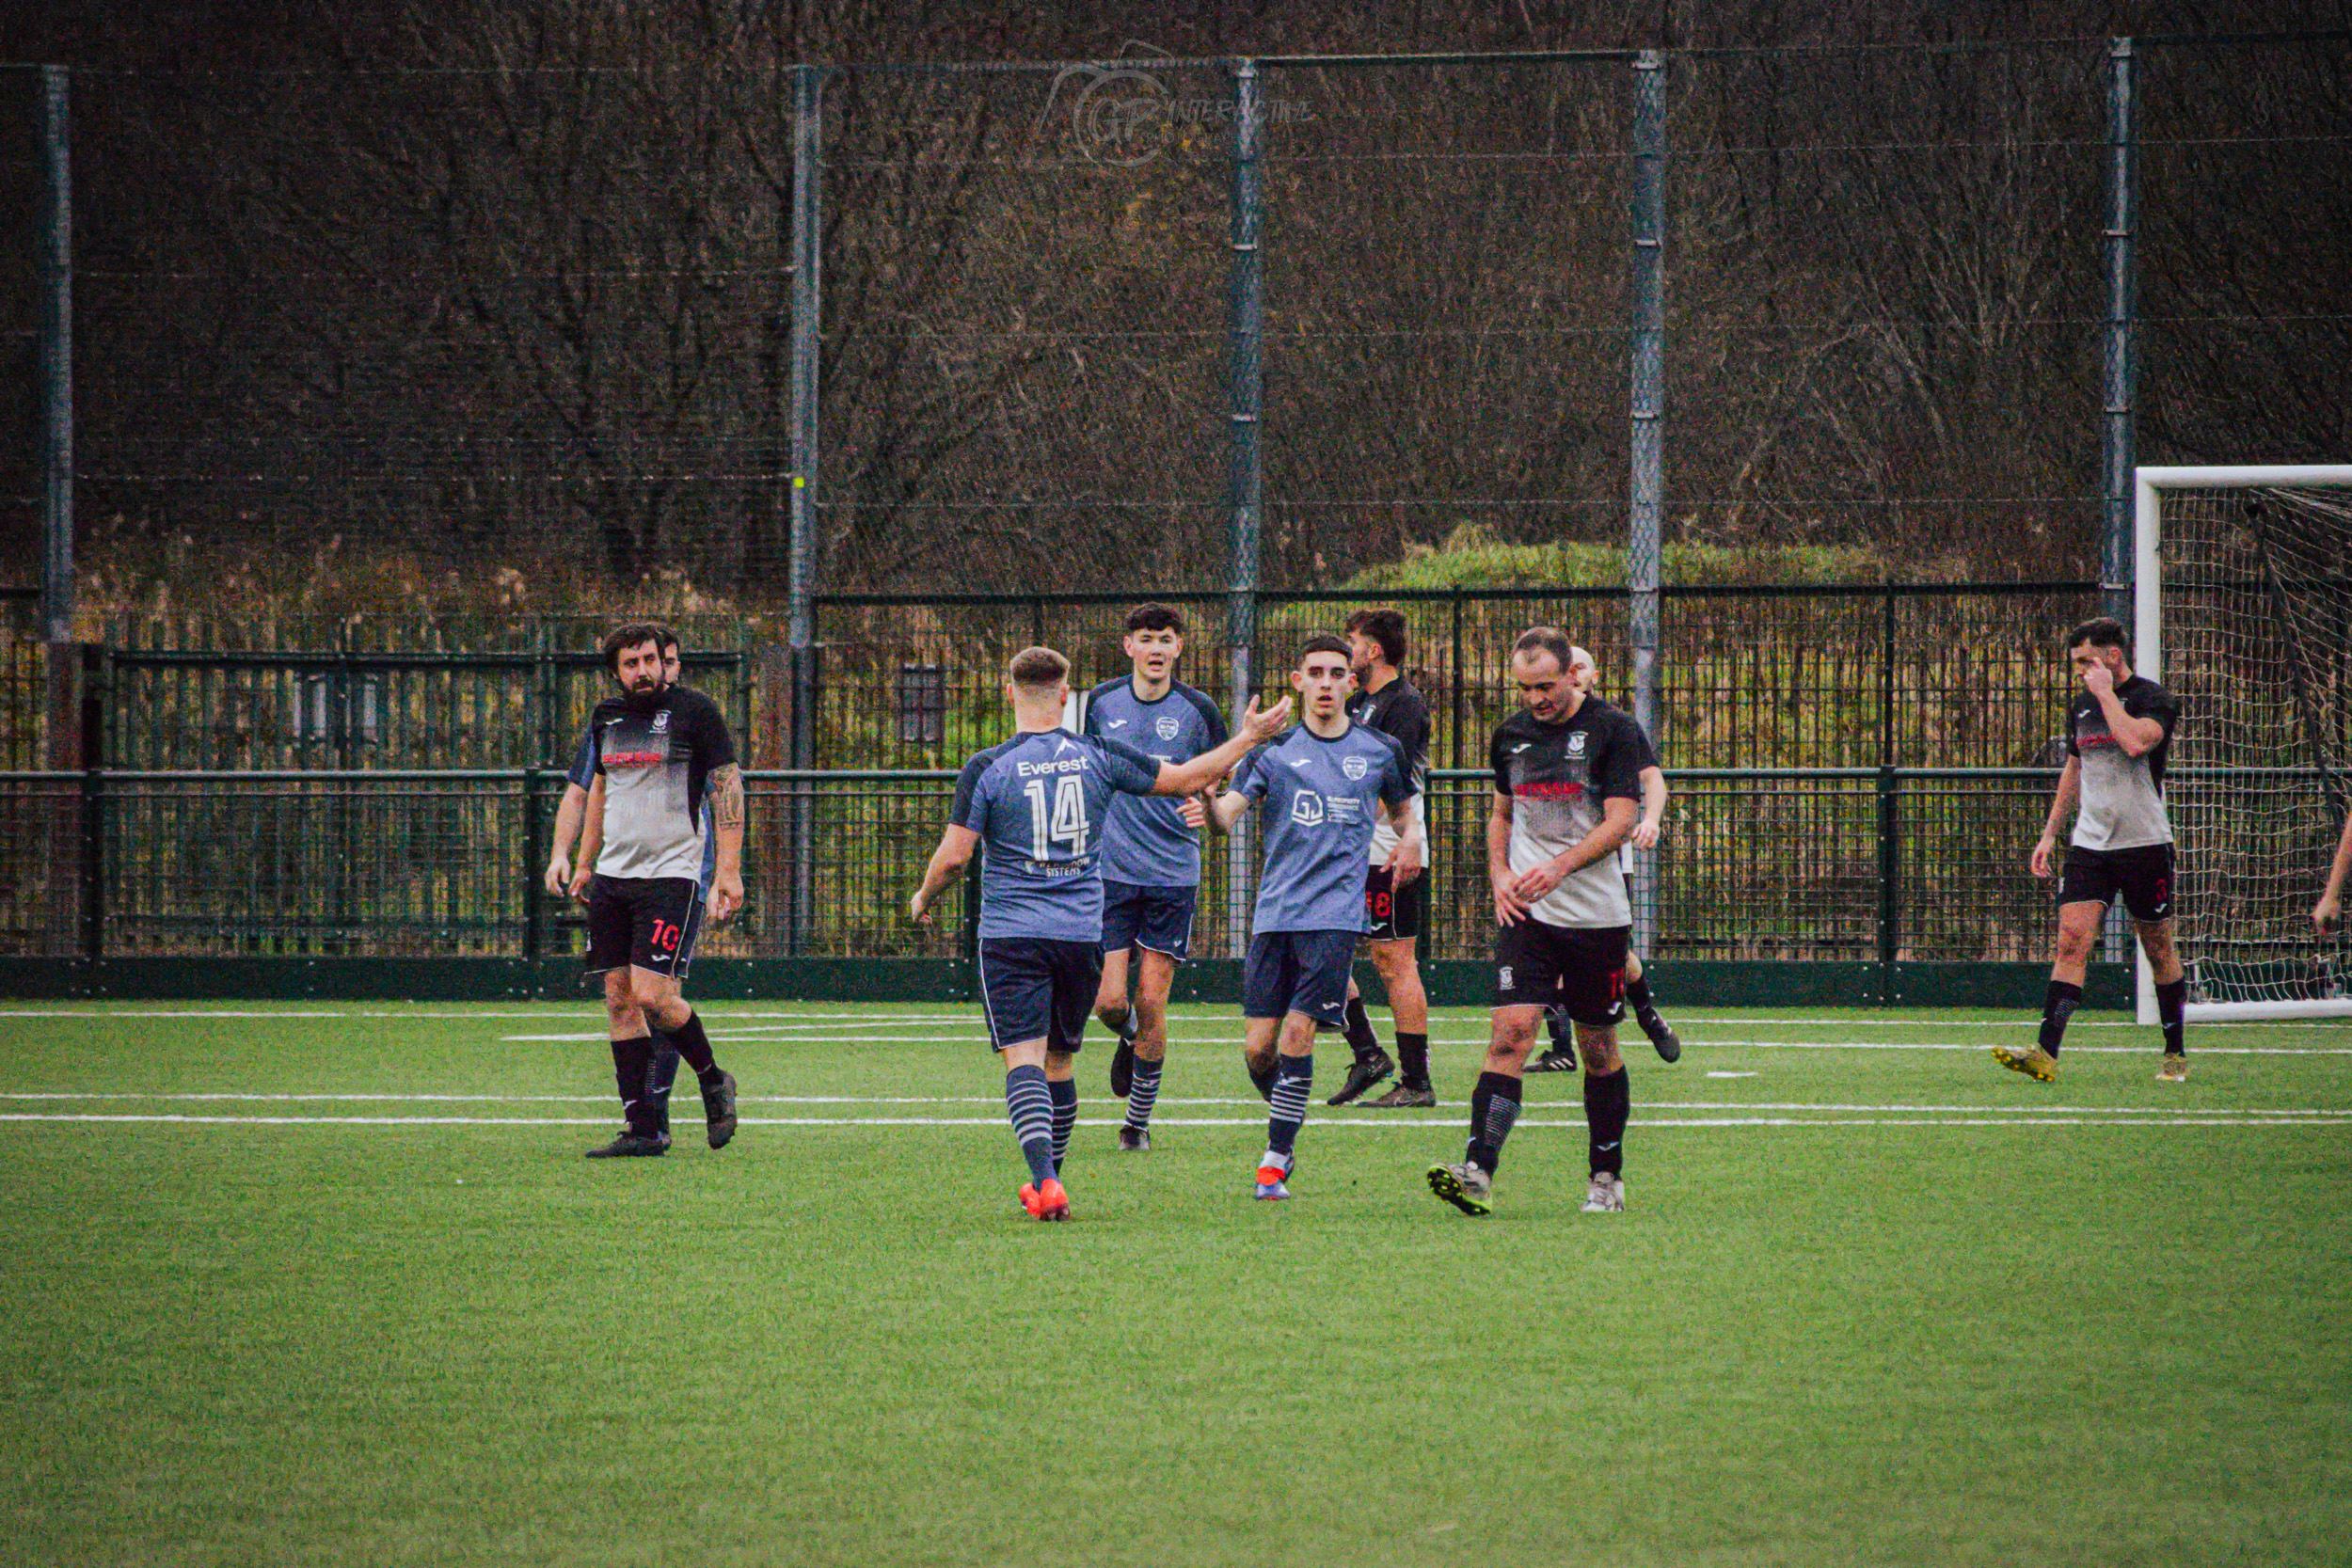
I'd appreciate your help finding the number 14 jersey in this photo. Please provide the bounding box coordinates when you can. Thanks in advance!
[952,728,1163,942]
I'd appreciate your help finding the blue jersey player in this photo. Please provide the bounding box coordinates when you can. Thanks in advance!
[1082,603,1229,1153]
[909,646,1290,1222]
[1209,636,1421,1201]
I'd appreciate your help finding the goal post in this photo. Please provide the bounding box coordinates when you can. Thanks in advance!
[2134,465,2352,1023]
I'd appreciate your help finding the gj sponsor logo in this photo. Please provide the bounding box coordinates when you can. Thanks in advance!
[1156,715,1181,741]
[1341,756,1369,782]
[1290,790,1326,826]
[1036,43,1312,167]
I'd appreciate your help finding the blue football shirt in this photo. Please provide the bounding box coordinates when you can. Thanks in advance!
[1083,677,1228,887]
[952,729,1164,942]
[1234,721,1416,934]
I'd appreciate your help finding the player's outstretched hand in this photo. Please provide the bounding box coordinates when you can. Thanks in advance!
[1386,837,1423,887]
[710,872,744,926]
[1631,820,1661,850]
[542,858,570,898]
[1179,795,1208,831]
[566,865,594,903]
[1238,693,1295,742]
[2029,834,2058,879]
[2317,894,2343,935]
[909,889,934,927]
[1509,861,1564,906]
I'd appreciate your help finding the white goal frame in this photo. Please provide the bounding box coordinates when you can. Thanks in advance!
[2134,464,2352,1023]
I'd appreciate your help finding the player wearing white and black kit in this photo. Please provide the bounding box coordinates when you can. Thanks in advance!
[1428,627,1645,1217]
[1528,644,1682,1070]
[578,622,745,1158]
[1998,617,2189,1084]
[1328,607,1436,1109]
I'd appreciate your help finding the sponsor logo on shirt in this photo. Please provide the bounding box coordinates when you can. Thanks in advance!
[1518,779,1587,800]
[1018,756,1091,777]
[1290,791,1326,825]
[1156,716,1181,740]
[1342,756,1369,781]
[1327,797,1362,819]
[606,751,666,768]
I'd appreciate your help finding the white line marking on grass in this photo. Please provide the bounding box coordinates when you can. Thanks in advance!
[4,1109,2344,1131]
[1706,1071,1758,1078]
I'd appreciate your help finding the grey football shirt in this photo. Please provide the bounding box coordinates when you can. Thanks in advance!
[1490,698,1645,929]
[591,686,736,882]
[2067,675,2178,850]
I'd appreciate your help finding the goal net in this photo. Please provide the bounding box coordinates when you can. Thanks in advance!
[2136,466,2352,1022]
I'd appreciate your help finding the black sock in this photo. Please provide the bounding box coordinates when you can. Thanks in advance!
[1343,994,1382,1062]
[2039,980,2083,1057]
[1544,1005,1573,1052]
[1464,1069,1522,1175]
[1584,1066,1629,1176]
[2156,978,2187,1055]
[610,1035,658,1135]
[1049,1076,1078,1172]
[1397,1031,1431,1087]
[1626,973,1655,1014]
[646,1037,679,1131]
[669,1009,723,1085]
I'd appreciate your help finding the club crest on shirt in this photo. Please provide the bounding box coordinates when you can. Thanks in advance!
[1156,715,1181,741]
[1566,731,1586,754]
[1342,756,1369,781]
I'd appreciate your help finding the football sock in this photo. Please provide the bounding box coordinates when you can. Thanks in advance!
[669,1009,723,1085]
[1626,972,1656,1014]
[1544,1005,1574,1052]
[2156,978,2187,1055]
[1343,996,1383,1062]
[647,1037,681,1120]
[1103,1005,1132,1038]
[609,1034,658,1135]
[1004,1066,1058,1187]
[1048,1076,1078,1172]
[1584,1066,1629,1177]
[1465,1069,1522,1175]
[1266,1054,1313,1158]
[1397,1030,1431,1087]
[2039,979,2083,1057]
[1124,1055,1163,1131]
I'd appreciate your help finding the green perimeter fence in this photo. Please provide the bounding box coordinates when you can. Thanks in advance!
[4,764,2254,1008]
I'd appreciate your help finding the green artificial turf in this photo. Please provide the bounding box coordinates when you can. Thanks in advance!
[2,1003,2347,1567]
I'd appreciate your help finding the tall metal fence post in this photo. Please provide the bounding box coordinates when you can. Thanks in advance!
[1876,765,1900,998]
[1627,49,1667,958]
[521,767,546,984]
[786,61,825,958]
[1225,58,1266,958]
[2100,38,2138,965]
[39,66,73,650]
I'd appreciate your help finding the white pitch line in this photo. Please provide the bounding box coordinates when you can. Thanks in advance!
[0,1112,2341,1131]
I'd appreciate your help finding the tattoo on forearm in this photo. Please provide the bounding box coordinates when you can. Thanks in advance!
[711,764,745,830]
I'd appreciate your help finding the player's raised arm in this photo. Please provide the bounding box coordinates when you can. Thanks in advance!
[2315,806,2352,934]
[2031,756,2081,879]
[1151,693,1293,796]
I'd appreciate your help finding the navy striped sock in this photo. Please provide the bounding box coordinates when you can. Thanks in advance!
[1124,1054,1164,1131]
[1049,1075,1078,1172]
[1267,1053,1313,1158]
[1005,1066,1057,1186]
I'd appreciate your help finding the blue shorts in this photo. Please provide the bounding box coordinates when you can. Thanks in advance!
[1101,879,1199,962]
[1242,929,1357,1026]
[978,937,1103,1053]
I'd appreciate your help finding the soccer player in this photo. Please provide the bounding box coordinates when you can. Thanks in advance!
[1426,626,1645,1217]
[1528,642,1682,1069]
[1209,637,1421,1200]
[2314,804,2352,935]
[1999,617,2188,1084]
[547,629,715,1133]
[578,622,746,1157]
[908,647,1288,1222]
[1328,607,1435,1109]
[1083,604,1229,1152]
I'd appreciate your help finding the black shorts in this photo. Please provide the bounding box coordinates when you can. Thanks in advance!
[1100,880,1199,962]
[2059,843,2177,922]
[978,937,1102,1053]
[1494,921,1630,1026]
[1364,864,1426,943]
[584,876,706,980]
[1242,929,1357,1026]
